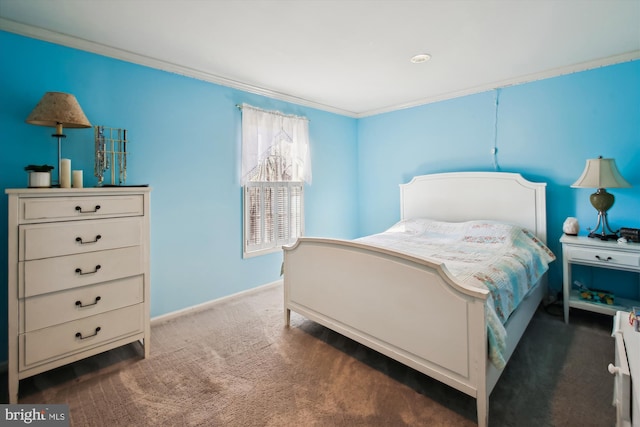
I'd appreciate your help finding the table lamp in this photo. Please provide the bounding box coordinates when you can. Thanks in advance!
[571,156,631,240]
[25,92,92,185]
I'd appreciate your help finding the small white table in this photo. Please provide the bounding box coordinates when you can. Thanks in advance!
[560,235,640,324]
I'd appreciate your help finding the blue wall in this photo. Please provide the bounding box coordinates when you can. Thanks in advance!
[0,31,359,362]
[1,30,639,364]
[358,60,640,293]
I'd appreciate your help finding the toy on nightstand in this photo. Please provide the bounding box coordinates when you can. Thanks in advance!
[575,280,615,305]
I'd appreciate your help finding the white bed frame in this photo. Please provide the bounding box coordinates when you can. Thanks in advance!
[283,172,548,427]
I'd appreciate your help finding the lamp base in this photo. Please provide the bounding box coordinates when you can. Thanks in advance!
[587,210,619,241]
[588,231,618,241]
[52,132,66,187]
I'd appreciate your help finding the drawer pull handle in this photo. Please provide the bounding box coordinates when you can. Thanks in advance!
[608,363,620,375]
[75,235,102,244]
[75,205,101,213]
[75,327,101,340]
[75,265,101,275]
[595,255,612,261]
[75,296,101,308]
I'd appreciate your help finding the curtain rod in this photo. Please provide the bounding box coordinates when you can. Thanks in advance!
[236,104,309,122]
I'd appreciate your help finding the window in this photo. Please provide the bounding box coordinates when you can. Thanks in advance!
[244,182,303,256]
[241,105,310,257]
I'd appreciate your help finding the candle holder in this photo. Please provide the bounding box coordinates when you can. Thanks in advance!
[94,126,128,186]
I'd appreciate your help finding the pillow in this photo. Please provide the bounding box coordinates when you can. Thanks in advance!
[461,221,518,245]
[386,218,428,233]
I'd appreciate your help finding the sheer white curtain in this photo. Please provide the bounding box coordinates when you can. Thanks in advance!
[241,104,311,184]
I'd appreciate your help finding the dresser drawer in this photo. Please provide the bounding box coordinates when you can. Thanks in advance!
[566,246,640,269]
[20,217,142,261]
[23,275,144,332]
[21,246,142,298]
[20,304,144,370]
[20,195,143,223]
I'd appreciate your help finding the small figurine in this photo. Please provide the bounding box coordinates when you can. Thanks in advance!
[563,217,579,236]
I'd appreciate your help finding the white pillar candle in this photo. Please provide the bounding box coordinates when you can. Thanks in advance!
[60,159,71,188]
[72,170,83,188]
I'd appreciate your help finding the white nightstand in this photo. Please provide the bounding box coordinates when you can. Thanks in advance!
[560,235,640,324]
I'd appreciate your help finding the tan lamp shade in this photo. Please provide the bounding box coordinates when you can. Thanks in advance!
[571,157,631,189]
[25,92,91,133]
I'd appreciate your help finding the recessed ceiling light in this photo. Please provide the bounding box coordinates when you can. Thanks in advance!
[410,53,432,64]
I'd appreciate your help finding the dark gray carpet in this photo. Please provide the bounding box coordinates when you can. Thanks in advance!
[2,284,614,426]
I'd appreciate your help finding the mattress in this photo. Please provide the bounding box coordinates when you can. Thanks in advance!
[356,218,556,368]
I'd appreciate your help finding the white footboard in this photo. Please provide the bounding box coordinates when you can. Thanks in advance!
[283,237,493,425]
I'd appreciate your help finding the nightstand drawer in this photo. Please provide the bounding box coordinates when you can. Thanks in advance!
[23,275,144,332]
[19,217,142,261]
[567,247,640,269]
[21,195,143,223]
[20,304,144,370]
[21,246,142,297]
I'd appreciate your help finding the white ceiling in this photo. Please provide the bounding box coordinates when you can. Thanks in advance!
[1,0,639,117]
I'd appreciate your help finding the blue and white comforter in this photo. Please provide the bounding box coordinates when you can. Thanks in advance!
[356,218,556,369]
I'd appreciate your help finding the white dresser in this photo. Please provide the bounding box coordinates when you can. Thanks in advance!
[611,311,640,427]
[6,187,151,404]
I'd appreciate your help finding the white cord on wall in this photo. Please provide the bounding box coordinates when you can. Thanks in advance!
[492,88,501,171]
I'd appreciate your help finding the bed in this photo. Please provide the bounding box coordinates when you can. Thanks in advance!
[283,172,555,427]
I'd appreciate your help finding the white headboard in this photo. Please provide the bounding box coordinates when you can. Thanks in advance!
[400,172,547,243]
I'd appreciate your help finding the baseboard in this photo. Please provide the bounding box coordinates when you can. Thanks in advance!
[150,280,282,326]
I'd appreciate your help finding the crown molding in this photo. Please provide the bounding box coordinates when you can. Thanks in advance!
[2,18,638,120]
[0,18,358,118]
[357,50,640,118]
